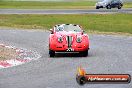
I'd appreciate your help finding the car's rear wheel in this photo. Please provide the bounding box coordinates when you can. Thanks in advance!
[76,75,86,85]
[96,6,99,9]
[49,50,55,57]
[106,5,111,9]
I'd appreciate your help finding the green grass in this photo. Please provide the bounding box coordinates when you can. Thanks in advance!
[0,1,95,9]
[0,14,132,34]
[0,1,132,9]
[124,2,132,8]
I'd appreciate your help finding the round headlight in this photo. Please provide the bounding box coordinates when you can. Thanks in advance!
[76,37,82,43]
[58,37,63,43]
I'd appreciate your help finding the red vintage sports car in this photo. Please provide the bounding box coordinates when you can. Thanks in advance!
[49,24,90,57]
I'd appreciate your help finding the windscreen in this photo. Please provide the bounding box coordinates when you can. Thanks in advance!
[56,25,82,32]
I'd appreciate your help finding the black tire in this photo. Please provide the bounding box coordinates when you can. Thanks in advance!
[84,50,88,57]
[80,50,88,57]
[106,5,111,9]
[118,5,122,9]
[49,50,55,57]
[96,6,99,9]
[76,75,86,85]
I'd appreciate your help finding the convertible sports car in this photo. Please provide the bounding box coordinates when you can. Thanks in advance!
[49,24,90,57]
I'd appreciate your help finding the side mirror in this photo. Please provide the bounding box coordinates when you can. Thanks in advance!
[50,29,54,34]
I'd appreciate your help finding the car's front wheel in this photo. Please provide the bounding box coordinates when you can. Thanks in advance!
[49,50,55,57]
[80,50,88,57]
[84,50,88,56]
[118,5,122,9]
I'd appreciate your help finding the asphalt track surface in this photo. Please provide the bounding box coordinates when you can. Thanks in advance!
[0,29,132,88]
[0,8,132,14]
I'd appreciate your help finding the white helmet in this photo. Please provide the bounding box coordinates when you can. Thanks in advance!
[57,25,64,31]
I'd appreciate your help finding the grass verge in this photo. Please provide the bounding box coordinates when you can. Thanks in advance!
[0,1,95,9]
[0,1,131,9]
[124,2,132,8]
[0,14,132,34]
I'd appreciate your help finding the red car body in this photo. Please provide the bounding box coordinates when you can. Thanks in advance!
[49,24,90,57]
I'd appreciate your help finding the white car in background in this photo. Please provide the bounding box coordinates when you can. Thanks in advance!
[96,0,123,9]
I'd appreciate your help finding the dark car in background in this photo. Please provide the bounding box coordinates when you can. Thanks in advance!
[96,0,123,9]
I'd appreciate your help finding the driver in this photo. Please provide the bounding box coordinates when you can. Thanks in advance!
[57,25,64,31]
